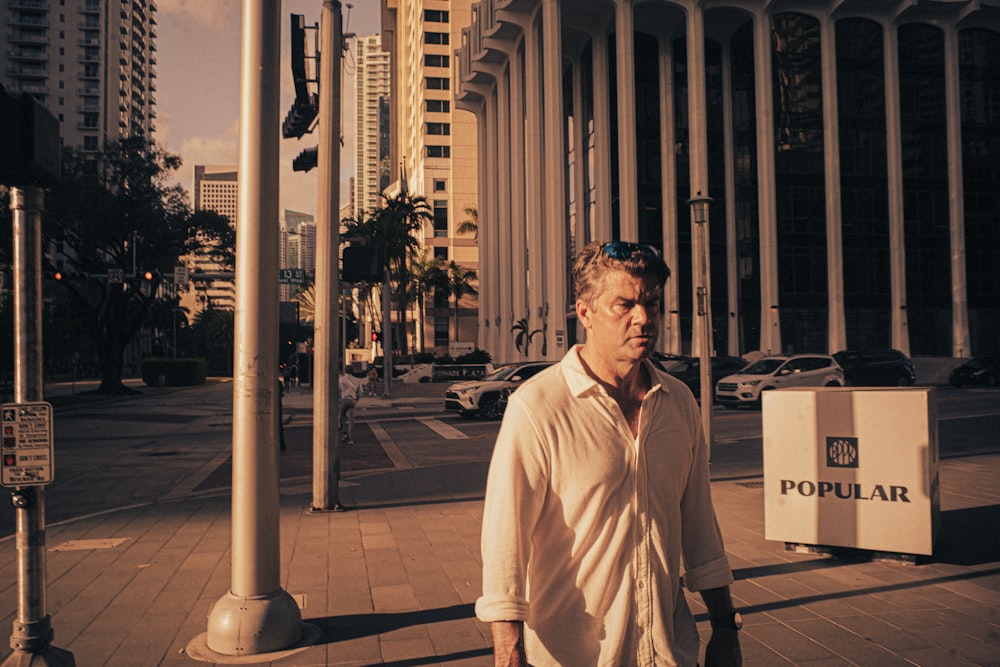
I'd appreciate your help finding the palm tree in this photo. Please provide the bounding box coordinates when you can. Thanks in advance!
[446,261,478,343]
[407,249,447,353]
[512,317,542,358]
[457,206,478,239]
[292,281,316,324]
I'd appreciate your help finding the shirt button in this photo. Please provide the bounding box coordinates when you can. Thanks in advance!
[638,581,644,589]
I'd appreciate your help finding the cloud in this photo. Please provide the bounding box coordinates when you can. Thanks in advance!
[156,0,239,28]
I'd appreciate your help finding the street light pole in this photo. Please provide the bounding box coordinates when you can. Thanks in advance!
[202,0,302,655]
[688,192,714,458]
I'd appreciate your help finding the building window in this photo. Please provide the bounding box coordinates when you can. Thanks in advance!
[426,145,451,158]
[425,54,450,68]
[433,200,448,237]
[424,9,449,22]
[434,179,447,192]
[426,77,450,90]
[426,99,450,113]
[427,122,450,135]
[425,31,449,45]
[434,316,449,346]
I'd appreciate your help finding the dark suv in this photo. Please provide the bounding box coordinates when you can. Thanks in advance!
[832,349,916,387]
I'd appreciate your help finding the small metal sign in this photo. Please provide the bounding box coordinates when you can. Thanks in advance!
[108,268,124,284]
[1,402,54,487]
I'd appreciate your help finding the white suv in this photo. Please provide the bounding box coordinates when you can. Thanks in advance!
[715,354,845,409]
[444,362,553,419]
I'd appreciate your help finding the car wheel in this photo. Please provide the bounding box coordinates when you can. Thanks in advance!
[480,395,501,420]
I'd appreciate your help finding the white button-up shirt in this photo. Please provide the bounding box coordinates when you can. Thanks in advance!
[476,346,733,666]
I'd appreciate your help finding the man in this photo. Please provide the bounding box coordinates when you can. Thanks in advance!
[339,370,365,444]
[476,241,742,666]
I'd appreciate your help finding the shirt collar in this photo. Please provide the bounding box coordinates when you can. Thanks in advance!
[561,344,668,399]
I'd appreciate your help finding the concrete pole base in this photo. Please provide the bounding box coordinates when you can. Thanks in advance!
[0,647,76,667]
[205,589,302,656]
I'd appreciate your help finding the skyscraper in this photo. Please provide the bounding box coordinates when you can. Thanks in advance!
[0,0,158,151]
[188,165,237,312]
[354,34,392,220]
[380,0,480,353]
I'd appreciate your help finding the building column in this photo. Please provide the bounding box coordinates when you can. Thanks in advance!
[509,39,529,357]
[496,64,515,362]
[883,21,910,355]
[524,10,547,354]
[483,90,501,356]
[821,16,846,353]
[686,7,712,358]
[721,41,740,357]
[943,26,970,357]
[592,30,614,241]
[542,0,568,358]
[754,11,781,354]
[659,34,681,354]
[615,0,639,240]
[572,55,588,253]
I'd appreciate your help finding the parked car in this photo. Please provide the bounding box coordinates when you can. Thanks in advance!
[832,349,915,386]
[444,361,554,419]
[948,356,999,388]
[715,354,845,409]
[652,355,749,399]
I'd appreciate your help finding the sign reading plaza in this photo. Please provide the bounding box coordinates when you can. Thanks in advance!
[1,402,54,487]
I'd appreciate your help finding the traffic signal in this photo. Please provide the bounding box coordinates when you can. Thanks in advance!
[371,331,382,343]
[292,146,318,172]
[282,93,318,139]
[342,245,381,283]
[141,270,160,282]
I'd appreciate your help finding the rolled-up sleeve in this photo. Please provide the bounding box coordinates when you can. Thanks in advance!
[475,395,548,622]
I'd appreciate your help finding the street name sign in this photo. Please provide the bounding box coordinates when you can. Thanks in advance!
[1,402,54,487]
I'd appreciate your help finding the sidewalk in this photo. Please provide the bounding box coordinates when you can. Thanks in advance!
[0,387,998,665]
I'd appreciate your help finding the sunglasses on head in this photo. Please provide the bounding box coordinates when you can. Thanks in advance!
[601,241,662,260]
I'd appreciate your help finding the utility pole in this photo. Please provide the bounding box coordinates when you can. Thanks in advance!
[3,187,75,667]
[203,0,302,655]
[311,0,344,512]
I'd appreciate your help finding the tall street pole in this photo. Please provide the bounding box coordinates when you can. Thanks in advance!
[3,187,75,667]
[689,194,714,459]
[311,0,343,511]
[205,0,302,654]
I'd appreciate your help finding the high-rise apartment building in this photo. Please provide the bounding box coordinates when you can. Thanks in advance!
[1,0,158,151]
[187,165,237,312]
[354,35,391,220]
[380,0,480,353]
[280,211,315,302]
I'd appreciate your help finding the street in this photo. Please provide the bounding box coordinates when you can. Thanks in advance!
[1,381,997,537]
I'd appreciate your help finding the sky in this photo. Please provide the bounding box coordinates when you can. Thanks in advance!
[154,0,383,218]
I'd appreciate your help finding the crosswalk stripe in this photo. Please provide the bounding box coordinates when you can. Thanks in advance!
[368,422,413,468]
[418,417,469,440]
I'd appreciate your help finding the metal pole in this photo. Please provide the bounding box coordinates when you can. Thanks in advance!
[697,220,714,458]
[382,269,393,398]
[3,187,75,667]
[204,0,302,655]
[311,0,343,512]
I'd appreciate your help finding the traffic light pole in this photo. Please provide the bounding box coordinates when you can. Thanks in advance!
[4,187,75,667]
[310,0,344,512]
[202,0,302,655]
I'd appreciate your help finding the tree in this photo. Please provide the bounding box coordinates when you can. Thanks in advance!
[42,137,234,393]
[512,317,543,358]
[445,261,477,343]
[189,307,234,376]
[407,248,447,353]
[457,206,478,239]
[343,193,432,356]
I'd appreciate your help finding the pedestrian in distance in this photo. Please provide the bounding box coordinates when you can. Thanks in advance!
[339,370,365,445]
[476,241,742,666]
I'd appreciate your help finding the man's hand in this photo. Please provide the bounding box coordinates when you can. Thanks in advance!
[704,628,742,667]
[491,621,528,667]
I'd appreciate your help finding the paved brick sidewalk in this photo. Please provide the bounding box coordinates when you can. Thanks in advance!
[0,384,997,665]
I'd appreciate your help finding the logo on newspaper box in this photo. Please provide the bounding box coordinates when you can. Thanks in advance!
[826,436,859,468]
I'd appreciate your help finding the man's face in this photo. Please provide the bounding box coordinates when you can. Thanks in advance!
[577,269,661,364]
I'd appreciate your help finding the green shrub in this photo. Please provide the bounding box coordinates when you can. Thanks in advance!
[141,358,208,387]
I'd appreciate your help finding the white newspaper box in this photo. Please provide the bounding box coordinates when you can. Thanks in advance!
[763,387,939,556]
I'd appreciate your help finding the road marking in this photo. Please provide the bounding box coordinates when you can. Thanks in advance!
[369,422,412,469]
[418,417,468,440]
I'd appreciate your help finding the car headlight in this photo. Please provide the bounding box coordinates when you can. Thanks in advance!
[743,380,761,387]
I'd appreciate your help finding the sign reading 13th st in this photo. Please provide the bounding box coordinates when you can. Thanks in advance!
[1,402,54,487]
